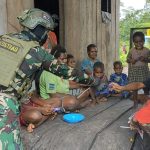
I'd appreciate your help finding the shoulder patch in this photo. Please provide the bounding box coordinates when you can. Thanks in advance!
[0,40,19,53]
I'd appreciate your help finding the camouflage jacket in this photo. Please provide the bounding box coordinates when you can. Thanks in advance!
[3,32,92,99]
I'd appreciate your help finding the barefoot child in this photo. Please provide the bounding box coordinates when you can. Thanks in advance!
[20,74,80,133]
[92,62,109,103]
[109,61,129,98]
[67,54,97,106]
[127,31,150,104]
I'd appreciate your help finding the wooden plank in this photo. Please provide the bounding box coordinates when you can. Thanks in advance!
[96,0,102,62]
[21,99,133,150]
[7,0,34,32]
[21,97,121,149]
[91,109,135,150]
[0,0,7,35]
[115,0,120,59]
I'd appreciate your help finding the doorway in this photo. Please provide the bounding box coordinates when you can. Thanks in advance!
[34,0,59,41]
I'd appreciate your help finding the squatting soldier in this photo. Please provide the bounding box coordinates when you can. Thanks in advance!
[0,8,93,149]
[0,8,59,149]
[0,8,68,149]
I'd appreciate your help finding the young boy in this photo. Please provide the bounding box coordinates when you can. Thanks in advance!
[67,54,97,106]
[20,73,80,133]
[92,62,109,103]
[109,61,129,98]
[81,44,100,76]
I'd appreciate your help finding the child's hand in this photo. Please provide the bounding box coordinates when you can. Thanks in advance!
[101,75,107,81]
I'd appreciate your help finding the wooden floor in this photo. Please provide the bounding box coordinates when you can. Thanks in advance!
[21,97,137,150]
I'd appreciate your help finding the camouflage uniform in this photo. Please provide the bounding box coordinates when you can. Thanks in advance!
[0,32,70,149]
[0,8,59,150]
[0,34,93,150]
[0,93,22,150]
[0,8,93,150]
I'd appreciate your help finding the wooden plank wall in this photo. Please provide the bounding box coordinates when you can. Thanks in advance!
[7,0,34,33]
[60,0,120,76]
[0,0,7,35]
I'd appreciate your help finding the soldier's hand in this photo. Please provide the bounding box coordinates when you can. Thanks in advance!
[109,82,122,92]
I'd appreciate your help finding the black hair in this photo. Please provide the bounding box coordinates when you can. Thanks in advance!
[133,31,145,42]
[67,54,74,63]
[67,54,74,60]
[87,44,97,53]
[93,61,104,70]
[113,61,122,68]
[51,45,66,59]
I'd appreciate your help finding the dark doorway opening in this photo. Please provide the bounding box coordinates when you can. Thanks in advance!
[34,0,59,42]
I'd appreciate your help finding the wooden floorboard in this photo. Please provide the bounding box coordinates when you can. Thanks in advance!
[90,109,135,150]
[21,97,135,150]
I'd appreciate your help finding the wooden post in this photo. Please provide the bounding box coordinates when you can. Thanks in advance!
[0,0,7,35]
[7,0,34,32]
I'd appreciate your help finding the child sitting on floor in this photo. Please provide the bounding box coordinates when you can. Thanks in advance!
[67,54,96,105]
[91,61,109,103]
[109,61,129,98]
[20,74,81,133]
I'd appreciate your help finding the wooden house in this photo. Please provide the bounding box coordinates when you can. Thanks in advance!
[0,0,120,76]
[1,1,149,149]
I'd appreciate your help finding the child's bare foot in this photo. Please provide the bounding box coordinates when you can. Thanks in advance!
[27,123,35,133]
[97,97,108,104]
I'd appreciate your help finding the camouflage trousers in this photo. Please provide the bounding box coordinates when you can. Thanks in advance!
[0,93,23,150]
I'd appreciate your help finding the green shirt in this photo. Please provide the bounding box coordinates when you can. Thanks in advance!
[40,71,69,99]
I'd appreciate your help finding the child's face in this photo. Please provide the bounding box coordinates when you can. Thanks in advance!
[58,53,67,64]
[67,58,76,68]
[88,47,97,60]
[133,36,144,50]
[93,67,104,78]
[114,64,123,75]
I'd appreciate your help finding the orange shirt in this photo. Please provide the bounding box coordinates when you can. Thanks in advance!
[134,100,150,124]
[43,31,57,50]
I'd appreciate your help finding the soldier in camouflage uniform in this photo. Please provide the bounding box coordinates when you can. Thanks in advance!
[0,8,67,149]
[0,8,93,149]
